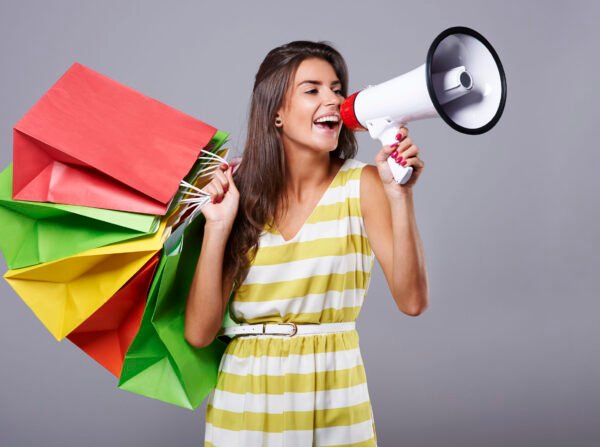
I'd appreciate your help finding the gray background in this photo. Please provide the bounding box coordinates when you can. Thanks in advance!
[1,0,598,446]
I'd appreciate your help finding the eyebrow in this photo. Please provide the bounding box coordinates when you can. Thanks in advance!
[297,80,342,87]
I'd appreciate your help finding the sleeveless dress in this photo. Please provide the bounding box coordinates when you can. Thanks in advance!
[204,158,378,447]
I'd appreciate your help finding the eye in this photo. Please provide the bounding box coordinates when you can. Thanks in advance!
[305,89,318,94]
[334,89,343,96]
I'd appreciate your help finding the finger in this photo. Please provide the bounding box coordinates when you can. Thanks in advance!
[398,154,420,169]
[389,144,415,165]
[396,137,413,154]
[375,143,398,164]
[210,178,224,203]
[224,165,239,192]
[213,169,229,194]
[395,126,409,142]
[396,144,419,161]
[227,157,242,175]
[203,183,217,203]
[402,156,425,170]
[230,157,242,169]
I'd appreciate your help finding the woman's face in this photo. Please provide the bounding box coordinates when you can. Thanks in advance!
[277,58,344,154]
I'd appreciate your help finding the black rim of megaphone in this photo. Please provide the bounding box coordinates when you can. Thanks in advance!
[426,26,507,135]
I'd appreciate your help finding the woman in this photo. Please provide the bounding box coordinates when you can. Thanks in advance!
[185,40,428,446]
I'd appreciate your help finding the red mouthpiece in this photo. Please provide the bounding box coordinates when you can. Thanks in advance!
[340,91,366,131]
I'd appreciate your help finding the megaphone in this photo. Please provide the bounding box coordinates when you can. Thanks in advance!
[341,26,507,184]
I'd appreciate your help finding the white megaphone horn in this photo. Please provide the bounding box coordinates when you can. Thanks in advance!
[341,26,507,184]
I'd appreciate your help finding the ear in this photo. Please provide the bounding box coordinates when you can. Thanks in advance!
[275,87,293,128]
[274,111,284,128]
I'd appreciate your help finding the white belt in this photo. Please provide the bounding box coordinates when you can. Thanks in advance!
[220,322,356,338]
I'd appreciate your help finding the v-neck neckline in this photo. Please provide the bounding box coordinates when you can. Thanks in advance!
[273,158,347,243]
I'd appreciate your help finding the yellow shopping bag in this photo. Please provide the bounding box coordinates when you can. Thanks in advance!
[4,221,168,341]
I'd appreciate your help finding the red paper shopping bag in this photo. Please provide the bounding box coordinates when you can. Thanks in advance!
[12,63,216,214]
[67,253,161,377]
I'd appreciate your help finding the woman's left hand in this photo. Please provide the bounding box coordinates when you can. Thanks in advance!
[374,126,425,194]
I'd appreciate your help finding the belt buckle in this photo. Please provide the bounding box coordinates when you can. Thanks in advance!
[280,322,298,337]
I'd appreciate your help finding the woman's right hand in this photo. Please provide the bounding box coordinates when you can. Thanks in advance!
[201,160,240,230]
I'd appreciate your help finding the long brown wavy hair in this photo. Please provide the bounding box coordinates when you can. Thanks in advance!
[223,40,358,292]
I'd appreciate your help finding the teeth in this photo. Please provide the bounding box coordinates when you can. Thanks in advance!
[314,115,340,124]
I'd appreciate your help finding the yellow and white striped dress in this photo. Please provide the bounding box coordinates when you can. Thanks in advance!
[205,158,378,446]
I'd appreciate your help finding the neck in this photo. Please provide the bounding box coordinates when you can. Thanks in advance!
[281,144,337,202]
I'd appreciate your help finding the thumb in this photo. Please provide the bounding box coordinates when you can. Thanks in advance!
[224,165,238,191]
[230,157,242,174]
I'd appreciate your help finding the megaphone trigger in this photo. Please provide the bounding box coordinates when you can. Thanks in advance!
[365,117,414,185]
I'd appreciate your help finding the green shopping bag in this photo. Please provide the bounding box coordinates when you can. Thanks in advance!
[0,164,159,269]
[118,212,234,409]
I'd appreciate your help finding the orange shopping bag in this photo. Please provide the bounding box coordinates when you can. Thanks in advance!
[67,253,161,377]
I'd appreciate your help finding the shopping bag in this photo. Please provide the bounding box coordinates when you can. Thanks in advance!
[0,164,159,269]
[165,130,229,227]
[12,62,217,214]
[67,253,161,377]
[3,221,167,340]
[118,213,229,410]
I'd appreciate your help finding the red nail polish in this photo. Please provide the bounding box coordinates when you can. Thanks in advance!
[397,156,404,163]
[391,143,399,149]
[400,160,407,167]
[396,133,403,141]
[221,163,229,170]
[390,150,398,158]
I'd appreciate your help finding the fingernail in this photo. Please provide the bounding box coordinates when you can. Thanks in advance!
[400,160,407,167]
[390,150,398,158]
[396,133,403,140]
[397,156,404,163]
[224,185,229,193]
[391,143,399,149]
[221,163,229,170]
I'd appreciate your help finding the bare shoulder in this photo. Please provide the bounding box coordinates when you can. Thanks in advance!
[360,163,380,186]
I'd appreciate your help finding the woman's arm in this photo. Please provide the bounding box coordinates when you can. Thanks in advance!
[361,127,429,316]
[184,162,239,347]
[184,222,234,348]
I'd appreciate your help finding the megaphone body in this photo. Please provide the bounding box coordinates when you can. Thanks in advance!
[341,26,507,184]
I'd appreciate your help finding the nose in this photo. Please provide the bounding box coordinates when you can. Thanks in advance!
[324,88,342,107]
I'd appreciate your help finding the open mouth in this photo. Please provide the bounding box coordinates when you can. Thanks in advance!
[313,115,340,131]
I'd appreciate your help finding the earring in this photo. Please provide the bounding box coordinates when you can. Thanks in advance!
[275,116,282,126]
